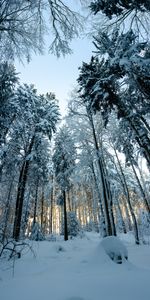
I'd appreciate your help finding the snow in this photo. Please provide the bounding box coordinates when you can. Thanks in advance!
[0,232,150,300]
[100,236,128,263]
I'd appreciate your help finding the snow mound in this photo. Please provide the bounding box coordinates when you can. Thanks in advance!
[101,236,128,264]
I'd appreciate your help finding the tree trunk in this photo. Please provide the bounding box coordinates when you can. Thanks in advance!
[89,112,115,236]
[49,175,54,234]
[13,135,35,241]
[63,190,68,241]
[116,196,127,234]
[128,154,150,213]
[2,179,14,242]
[67,190,72,212]
[41,187,44,232]
[33,178,39,225]
[110,155,132,231]
[22,188,31,238]
[122,195,132,231]
[114,148,140,244]
[101,154,116,235]
[91,162,106,236]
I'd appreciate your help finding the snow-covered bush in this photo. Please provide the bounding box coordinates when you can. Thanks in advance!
[30,222,45,241]
[101,236,128,264]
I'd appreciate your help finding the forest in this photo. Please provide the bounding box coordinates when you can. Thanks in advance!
[0,1,150,300]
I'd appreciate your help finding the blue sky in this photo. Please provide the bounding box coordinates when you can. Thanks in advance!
[16,37,94,116]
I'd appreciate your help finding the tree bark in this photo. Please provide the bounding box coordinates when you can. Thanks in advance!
[2,179,14,242]
[41,186,44,232]
[116,196,127,234]
[63,189,68,241]
[114,148,140,244]
[89,112,116,236]
[33,177,39,225]
[49,175,54,234]
[13,135,35,241]
[91,162,106,236]
[128,154,150,213]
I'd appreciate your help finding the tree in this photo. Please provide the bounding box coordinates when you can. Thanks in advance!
[61,211,80,237]
[90,0,150,17]
[53,126,76,240]
[77,30,150,168]
[30,222,45,241]
[90,0,150,38]
[66,103,102,232]
[12,85,60,241]
[0,62,18,146]
[0,0,84,60]
[67,91,116,236]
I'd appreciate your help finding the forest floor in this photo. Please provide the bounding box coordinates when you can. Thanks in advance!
[0,232,150,300]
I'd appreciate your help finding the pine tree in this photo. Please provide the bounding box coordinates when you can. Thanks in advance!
[53,126,76,240]
[77,31,150,167]
[0,62,18,146]
[67,91,116,236]
[12,85,60,241]
[90,0,150,17]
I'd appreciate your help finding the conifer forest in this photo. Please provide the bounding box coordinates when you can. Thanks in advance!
[0,2,150,300]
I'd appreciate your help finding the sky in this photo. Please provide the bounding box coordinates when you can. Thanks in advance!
[15,37,94,116]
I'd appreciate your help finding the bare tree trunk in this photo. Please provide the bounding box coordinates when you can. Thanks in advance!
[89,112,115,236]
[101,154,116,235]
[49,175,54,234]
[138,163,150,195]
[91,162,106,236]
[33,178,39,225]
[121,195,132,231]
[128,155,150,213]
[110,155,133,232]
[67,189,72,212]
[116,197,127,234]
[63,190,68,241]
[114,148,140,244]
[41,186,44,233]
[13,135,35,241]
[22,188,31,238]
[2,179,14,242]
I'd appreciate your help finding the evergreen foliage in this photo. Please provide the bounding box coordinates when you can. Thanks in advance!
[53,126,76,241]
[77,30,150,166]
[53,126,76,191]
[0,62,18,145]
[30,222,45,241]
[90,0,150,17]
[61,212,80,237]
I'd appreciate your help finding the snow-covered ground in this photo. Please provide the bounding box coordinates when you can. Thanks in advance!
[1,232,150,300]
